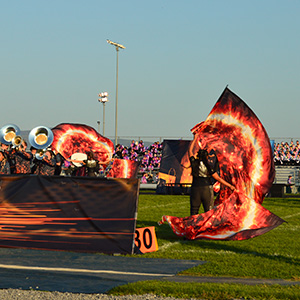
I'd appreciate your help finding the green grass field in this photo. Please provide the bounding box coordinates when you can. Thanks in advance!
[109,193,300,300]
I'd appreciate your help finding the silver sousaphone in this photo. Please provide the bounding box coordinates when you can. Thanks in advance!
[0,124,21,145]
[28,126,54,160]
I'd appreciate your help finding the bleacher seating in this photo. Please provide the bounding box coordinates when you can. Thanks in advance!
[274,166,300,193]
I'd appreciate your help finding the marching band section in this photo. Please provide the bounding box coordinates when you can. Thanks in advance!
[0,123,140,179]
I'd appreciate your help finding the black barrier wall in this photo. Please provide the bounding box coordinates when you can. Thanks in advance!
[0,175,139,254]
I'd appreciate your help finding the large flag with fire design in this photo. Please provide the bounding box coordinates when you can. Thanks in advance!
[159,87,285,240]
[51,123,139,178]
[51,123,114,167]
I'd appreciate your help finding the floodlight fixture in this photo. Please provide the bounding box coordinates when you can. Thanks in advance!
[107,39,126,49]
[98,92,109,103]
[98,92,109,136]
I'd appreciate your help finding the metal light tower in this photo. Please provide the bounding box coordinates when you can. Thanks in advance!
[107,39,125,145]
[98,92,108,136]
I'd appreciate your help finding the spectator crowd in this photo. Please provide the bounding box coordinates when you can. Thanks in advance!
[113,140,163,183]
[273,140,300,166]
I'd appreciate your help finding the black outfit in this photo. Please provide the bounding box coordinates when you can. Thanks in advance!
[3,149,15,174]
[286,177,292,193]
[189,154,218,215]
[11,149,33,174]
[54,153,64,175]
[84,159,99,177]
[0,158,10,174]
[34,155,56,176]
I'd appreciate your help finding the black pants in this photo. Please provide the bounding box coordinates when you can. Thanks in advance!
[190,185,214,215]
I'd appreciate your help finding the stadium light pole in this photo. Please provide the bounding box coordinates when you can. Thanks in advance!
[107,39,125,145]
[98,92,109,136]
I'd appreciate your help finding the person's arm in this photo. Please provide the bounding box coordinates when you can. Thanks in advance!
[189,135,198,158]
[212,172,235,191]
[42,155,56,167]
[67,158,85,164]
[21,149,33,160]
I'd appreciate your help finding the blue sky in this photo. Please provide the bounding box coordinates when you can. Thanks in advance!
[1,1,299,142]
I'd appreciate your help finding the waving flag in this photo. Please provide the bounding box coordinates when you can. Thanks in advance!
[160,87,285,240]
[51,123,114,168]
[107,158,140,179]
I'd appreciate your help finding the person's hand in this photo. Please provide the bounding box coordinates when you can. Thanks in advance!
[229,184,235,191]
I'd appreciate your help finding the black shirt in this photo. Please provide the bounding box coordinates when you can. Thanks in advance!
[190,155,218,187]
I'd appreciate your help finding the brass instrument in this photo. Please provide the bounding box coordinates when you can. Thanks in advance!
[12,135,24,149]
[28,126,54,160]
[0,124,21,145]
[35,149,47,160]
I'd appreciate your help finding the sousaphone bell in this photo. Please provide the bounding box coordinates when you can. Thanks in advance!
[0,124,21,145]
[29,126,54,160]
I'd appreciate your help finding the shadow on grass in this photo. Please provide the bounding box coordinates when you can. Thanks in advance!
[136,220,300,268]
[265,197,300,207]
[191,239,300,267]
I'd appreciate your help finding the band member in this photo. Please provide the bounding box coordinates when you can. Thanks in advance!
[60,159,73,176]
[34,149,56,176]
[0,151,10,174]
[83,151,100,177]
[0,143,15,173]
[30,147,38,174]
[10,140,33,174]
[67,151,102,177]
[188,136,235,215]
[53,150,64,175]
[64,156,83,176]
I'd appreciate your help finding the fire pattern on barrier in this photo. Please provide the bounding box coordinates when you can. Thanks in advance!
[0,176,139,254]
[160,87,285,240]
[107,159,140,179]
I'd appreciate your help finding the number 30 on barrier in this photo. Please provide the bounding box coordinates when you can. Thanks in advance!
[135,226,158,253]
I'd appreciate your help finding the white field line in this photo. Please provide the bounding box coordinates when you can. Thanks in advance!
[159,242,237,255]
[159,241,238,255]
[159,241,181,251]
[139,201,188,211]
[281,212,300,220]
[274,225,300,232]
[159,247,299,259]
[0,264,173,277]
